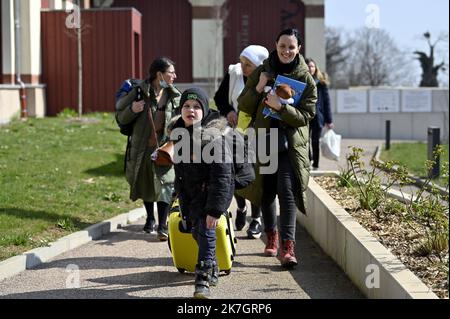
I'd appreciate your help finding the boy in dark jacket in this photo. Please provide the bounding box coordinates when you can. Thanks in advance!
[170,87,234,299]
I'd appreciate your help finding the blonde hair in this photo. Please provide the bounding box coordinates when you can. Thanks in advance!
[305,58,329,86]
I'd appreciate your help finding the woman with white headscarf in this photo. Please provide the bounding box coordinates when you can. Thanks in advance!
[214,45,269,239]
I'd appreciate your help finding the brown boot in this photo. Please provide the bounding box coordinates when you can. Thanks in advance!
[279,240,298,268]
[264,230,279,257]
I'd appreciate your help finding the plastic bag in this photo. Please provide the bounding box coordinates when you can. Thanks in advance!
[320,128,341,161]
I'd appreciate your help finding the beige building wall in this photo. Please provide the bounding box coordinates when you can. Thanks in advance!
[1,0,15,83]
[303,0,326,72]
[48,0,64,9]
[191,20,224,80]
[48,0,90,9]
[0,89,20,124]
[189,0,226,82]
[25,87,46,118]
[1,0,45,123]
[19,0,41,83]
[1,0,41,84]
[188,0,326,81]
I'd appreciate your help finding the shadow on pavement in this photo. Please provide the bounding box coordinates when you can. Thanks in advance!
[89,270,193,288]
[287,224,364,299]
[232,218,364,299]
[33,256,173,270]
[95,224,170,246]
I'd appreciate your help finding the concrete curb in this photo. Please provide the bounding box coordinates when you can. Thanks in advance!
[304,172,439,299]
[0,207,146,281]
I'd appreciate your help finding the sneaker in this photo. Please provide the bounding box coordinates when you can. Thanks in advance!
[193,284,210,299]
[143,219,156,234]
[235,207,247,231]
[246,219,262,239]
[157,225,169,241]
[264,230,279,257]
[279,240,298,268]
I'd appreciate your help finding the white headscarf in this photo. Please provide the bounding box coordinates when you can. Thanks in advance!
[228,45,269,111]
[240,45,269,67]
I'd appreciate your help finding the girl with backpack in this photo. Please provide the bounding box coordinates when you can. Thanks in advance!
[115,57,181,241]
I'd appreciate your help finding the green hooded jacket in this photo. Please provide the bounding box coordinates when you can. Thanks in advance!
[116,79,181,203]
[236,53,317,214]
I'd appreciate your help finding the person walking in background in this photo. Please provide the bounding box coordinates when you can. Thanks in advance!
[237,28,317,268]
[214,45,269,238]
[115,57,180,241]
[305,58,333,170]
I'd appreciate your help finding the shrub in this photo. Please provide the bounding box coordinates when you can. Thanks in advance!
[57,108,77,118]
[56,218,75,231]
[346,145,449,260]
[338,161,356,188]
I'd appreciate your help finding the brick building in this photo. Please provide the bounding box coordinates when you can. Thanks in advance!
[0,0,325,120]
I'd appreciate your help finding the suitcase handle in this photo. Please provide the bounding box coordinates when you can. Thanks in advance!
[177,213,192,233]
[224,211,236,256]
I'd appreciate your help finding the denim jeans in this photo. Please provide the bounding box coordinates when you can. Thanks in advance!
[260,151,298,241]
[191,217,217,265]
[234,194,261,219]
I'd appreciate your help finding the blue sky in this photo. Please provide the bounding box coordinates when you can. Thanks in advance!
[325,0,449,86]
[325,0,449,52]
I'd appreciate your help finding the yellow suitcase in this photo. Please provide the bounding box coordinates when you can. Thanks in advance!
[168,200,237,274]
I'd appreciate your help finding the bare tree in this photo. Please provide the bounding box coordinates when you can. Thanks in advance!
[325,27,353,88]
[414,32,447,87]
[76,0,83,118]
[209,2,228,95]
[65,0,83,117]
[346,28,416,87]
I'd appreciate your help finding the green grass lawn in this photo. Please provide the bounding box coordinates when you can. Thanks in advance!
[380,142,449,186]
[0,113,142,261]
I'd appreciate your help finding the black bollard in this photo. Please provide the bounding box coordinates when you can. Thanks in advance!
[427,127,440,179]
[385,120,391,150]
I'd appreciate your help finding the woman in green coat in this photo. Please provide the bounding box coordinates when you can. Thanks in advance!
[116,57,181,241]
[237,29,317,268]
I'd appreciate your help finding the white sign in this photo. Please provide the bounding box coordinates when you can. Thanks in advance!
[401,90,432,112]
[337,90,367,113]
[369,90,400,113]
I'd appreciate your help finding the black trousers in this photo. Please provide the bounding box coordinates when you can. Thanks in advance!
[309,125,322,168]
[234,194,261,218]
[143,201,170,227]
[260,151,298,241]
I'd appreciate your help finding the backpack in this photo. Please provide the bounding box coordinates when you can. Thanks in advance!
[115,79,143,136]
[224,128,256,190]
[234,159,255,190]
[115,79,144,173]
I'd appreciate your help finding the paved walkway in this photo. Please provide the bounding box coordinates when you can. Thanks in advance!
[0,206,363,299]
[316,138,383,172]
[0,139,382,299]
